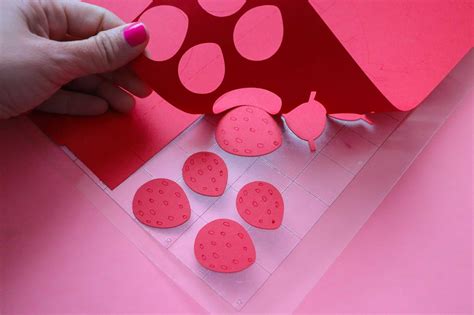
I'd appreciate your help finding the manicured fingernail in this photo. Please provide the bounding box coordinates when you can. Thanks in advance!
[124,22,147,47]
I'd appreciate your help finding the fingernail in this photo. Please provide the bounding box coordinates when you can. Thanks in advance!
[124,22,147,47]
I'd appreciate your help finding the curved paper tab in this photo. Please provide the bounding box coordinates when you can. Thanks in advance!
[330,113,374,125]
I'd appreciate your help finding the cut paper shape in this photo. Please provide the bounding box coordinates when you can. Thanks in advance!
[194,219,256,273]
[216,105,282,156]
[179,43,225,94]
[139,5,188,61]
[283,91,327,152]
[30,93,200,189]
[236,181,284,230]
[233,5,284,61]
[198,0,246,17]
[212,88,282,115]
[132,1,471,116]
[133,178,191,228]
[329,113,374,125]
[182,151,228,196]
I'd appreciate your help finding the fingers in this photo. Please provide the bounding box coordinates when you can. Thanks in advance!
[60,22,149,78]
[95,79,135,113]
[101,67,152,98]
[41,0,124,40]
[37,90,108,116]
[65,75,135,113]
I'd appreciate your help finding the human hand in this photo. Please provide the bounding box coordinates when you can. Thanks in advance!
[0,0,152,119]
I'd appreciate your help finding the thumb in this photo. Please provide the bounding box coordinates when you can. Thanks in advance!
[63,22,149,77]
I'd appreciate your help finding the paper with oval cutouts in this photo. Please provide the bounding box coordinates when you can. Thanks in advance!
[131,0,472,116]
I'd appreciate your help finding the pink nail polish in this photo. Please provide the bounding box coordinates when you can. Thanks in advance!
[124,22,147,47]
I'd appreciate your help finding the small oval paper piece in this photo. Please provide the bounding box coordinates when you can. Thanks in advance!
[234,5,283,61]
[329,113,374,124]
[236,181,284,229]
[216,105,282,156]
[133,179,191,228]
[283,91,326,152]
[178,43,225,94]
[139,6,188,61]
[212,88,282,115]
[198,0,246,17]
[182,151,228,196]
[194,219,256,273]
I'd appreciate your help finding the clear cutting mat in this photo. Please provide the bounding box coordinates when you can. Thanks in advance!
[68,52,472,313]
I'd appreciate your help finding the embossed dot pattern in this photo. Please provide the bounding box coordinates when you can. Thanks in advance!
[133,179,191,228]
[182,151,228,196]
[216,105,282,156]
[194,219,256,273]
[236,181,284,229]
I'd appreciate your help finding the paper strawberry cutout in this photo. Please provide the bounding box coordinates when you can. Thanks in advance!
[329,113,374,124]
[283,91,326,152]
[182,151,228,196]
[194,219,256,273]
[236,181,284,229]
[133,179,191,228]
[216,105,282,156]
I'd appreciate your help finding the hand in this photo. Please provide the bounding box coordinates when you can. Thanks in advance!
[0,0,152,119]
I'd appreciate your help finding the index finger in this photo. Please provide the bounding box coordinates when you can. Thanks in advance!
[42,0,124,40]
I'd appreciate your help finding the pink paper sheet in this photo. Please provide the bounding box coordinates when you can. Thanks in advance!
[311,0,474,110]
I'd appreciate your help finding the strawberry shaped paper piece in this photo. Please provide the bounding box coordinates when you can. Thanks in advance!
[194,219,256,273]
[133,179,191,228]
[216,105,282,156]
[182,151,228,196]
[236,181,284,230]
[283,91,326,152]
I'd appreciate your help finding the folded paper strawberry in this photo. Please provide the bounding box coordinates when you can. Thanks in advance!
[194,219,256,273]
[236,181,284,229]
[133,179,191,228]
[182,151,228,196]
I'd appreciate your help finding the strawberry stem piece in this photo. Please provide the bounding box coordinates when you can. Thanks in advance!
[308,139,316,152]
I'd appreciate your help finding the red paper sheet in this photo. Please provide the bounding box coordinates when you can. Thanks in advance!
[31,94,199,189]
[132,0,472,115]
